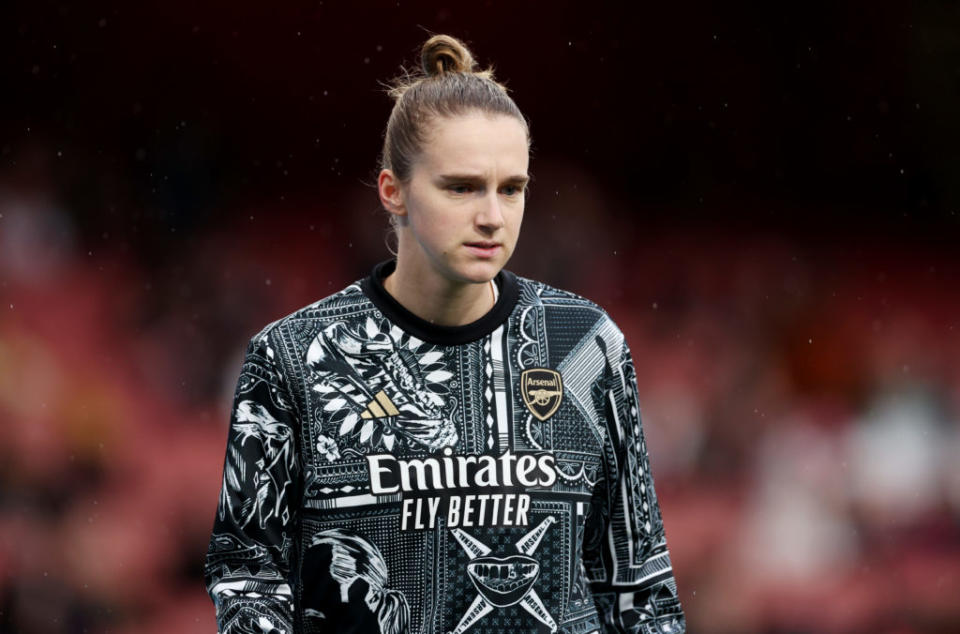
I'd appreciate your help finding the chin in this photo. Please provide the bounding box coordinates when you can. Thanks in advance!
[451,259,503,283]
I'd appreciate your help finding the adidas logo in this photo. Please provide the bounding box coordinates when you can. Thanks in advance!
[360,390,400,419]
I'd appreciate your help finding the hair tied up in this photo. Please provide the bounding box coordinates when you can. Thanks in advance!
[379,33,529,187]
[421,34,477,77]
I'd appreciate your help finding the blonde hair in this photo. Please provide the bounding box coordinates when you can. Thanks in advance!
[379,34,531,185]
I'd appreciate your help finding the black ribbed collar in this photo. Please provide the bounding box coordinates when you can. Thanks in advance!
[360,259,519,346]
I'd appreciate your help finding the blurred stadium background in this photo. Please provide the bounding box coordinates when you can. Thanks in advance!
[1,2,959,632]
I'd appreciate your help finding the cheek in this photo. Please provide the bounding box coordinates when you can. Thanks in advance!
[418,207,458,236]
[508,204,525,230]
[409,203,459,249]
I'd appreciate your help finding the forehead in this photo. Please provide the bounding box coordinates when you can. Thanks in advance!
[417,112,529,174]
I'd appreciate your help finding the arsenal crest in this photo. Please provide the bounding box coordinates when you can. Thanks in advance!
[520,368,563,421]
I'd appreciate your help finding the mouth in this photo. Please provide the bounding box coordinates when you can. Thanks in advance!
[466,555,540,607]
[463,242,502,258]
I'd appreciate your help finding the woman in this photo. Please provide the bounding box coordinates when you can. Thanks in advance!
[204,34,686,634]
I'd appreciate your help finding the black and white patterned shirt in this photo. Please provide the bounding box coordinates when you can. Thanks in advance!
[204,259,685,634]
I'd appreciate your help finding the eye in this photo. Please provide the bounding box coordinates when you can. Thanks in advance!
[448,183,474,194]
[501,185,524,196]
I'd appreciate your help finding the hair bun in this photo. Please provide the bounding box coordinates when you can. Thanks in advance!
[421,34,477,77]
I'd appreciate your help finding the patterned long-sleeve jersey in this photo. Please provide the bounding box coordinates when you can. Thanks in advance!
[204,259,685,634]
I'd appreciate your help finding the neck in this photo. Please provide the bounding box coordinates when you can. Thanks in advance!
[383,259,496,327]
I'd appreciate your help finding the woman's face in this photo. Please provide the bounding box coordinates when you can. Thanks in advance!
[393,111,529,286]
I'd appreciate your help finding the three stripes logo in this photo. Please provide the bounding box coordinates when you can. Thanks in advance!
[361,390,400,420]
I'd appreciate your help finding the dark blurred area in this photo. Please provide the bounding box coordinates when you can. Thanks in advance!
[1,2,958,633]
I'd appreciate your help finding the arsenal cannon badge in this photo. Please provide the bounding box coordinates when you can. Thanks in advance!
[520,368,563,421]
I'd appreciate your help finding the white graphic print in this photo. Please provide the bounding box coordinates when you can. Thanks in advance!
[315,433,341,462]
[219,400,297,529]
[307,317,457,454]
[310,528,410,634]
[205,271,686,633]
[205,533,294,634]
[449,517,558,633]
[229,614,289,634]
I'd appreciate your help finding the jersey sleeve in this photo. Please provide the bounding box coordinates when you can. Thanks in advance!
[204,330,302,634]
[583,337,686,633]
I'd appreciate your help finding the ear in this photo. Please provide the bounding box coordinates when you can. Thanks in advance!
[378,169,407,220]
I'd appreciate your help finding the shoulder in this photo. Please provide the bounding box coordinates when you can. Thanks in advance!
[514,274,598,307]
[246,276,372,354]
[514,274,620,325]
[512,274,627,361]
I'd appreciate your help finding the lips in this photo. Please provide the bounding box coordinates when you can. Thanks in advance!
[466,555,540,607]
[464,242,502,258]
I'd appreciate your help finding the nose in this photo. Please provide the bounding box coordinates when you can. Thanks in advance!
[475,190,505,232]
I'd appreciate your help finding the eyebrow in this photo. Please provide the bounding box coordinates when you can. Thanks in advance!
[437,173,530,186]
